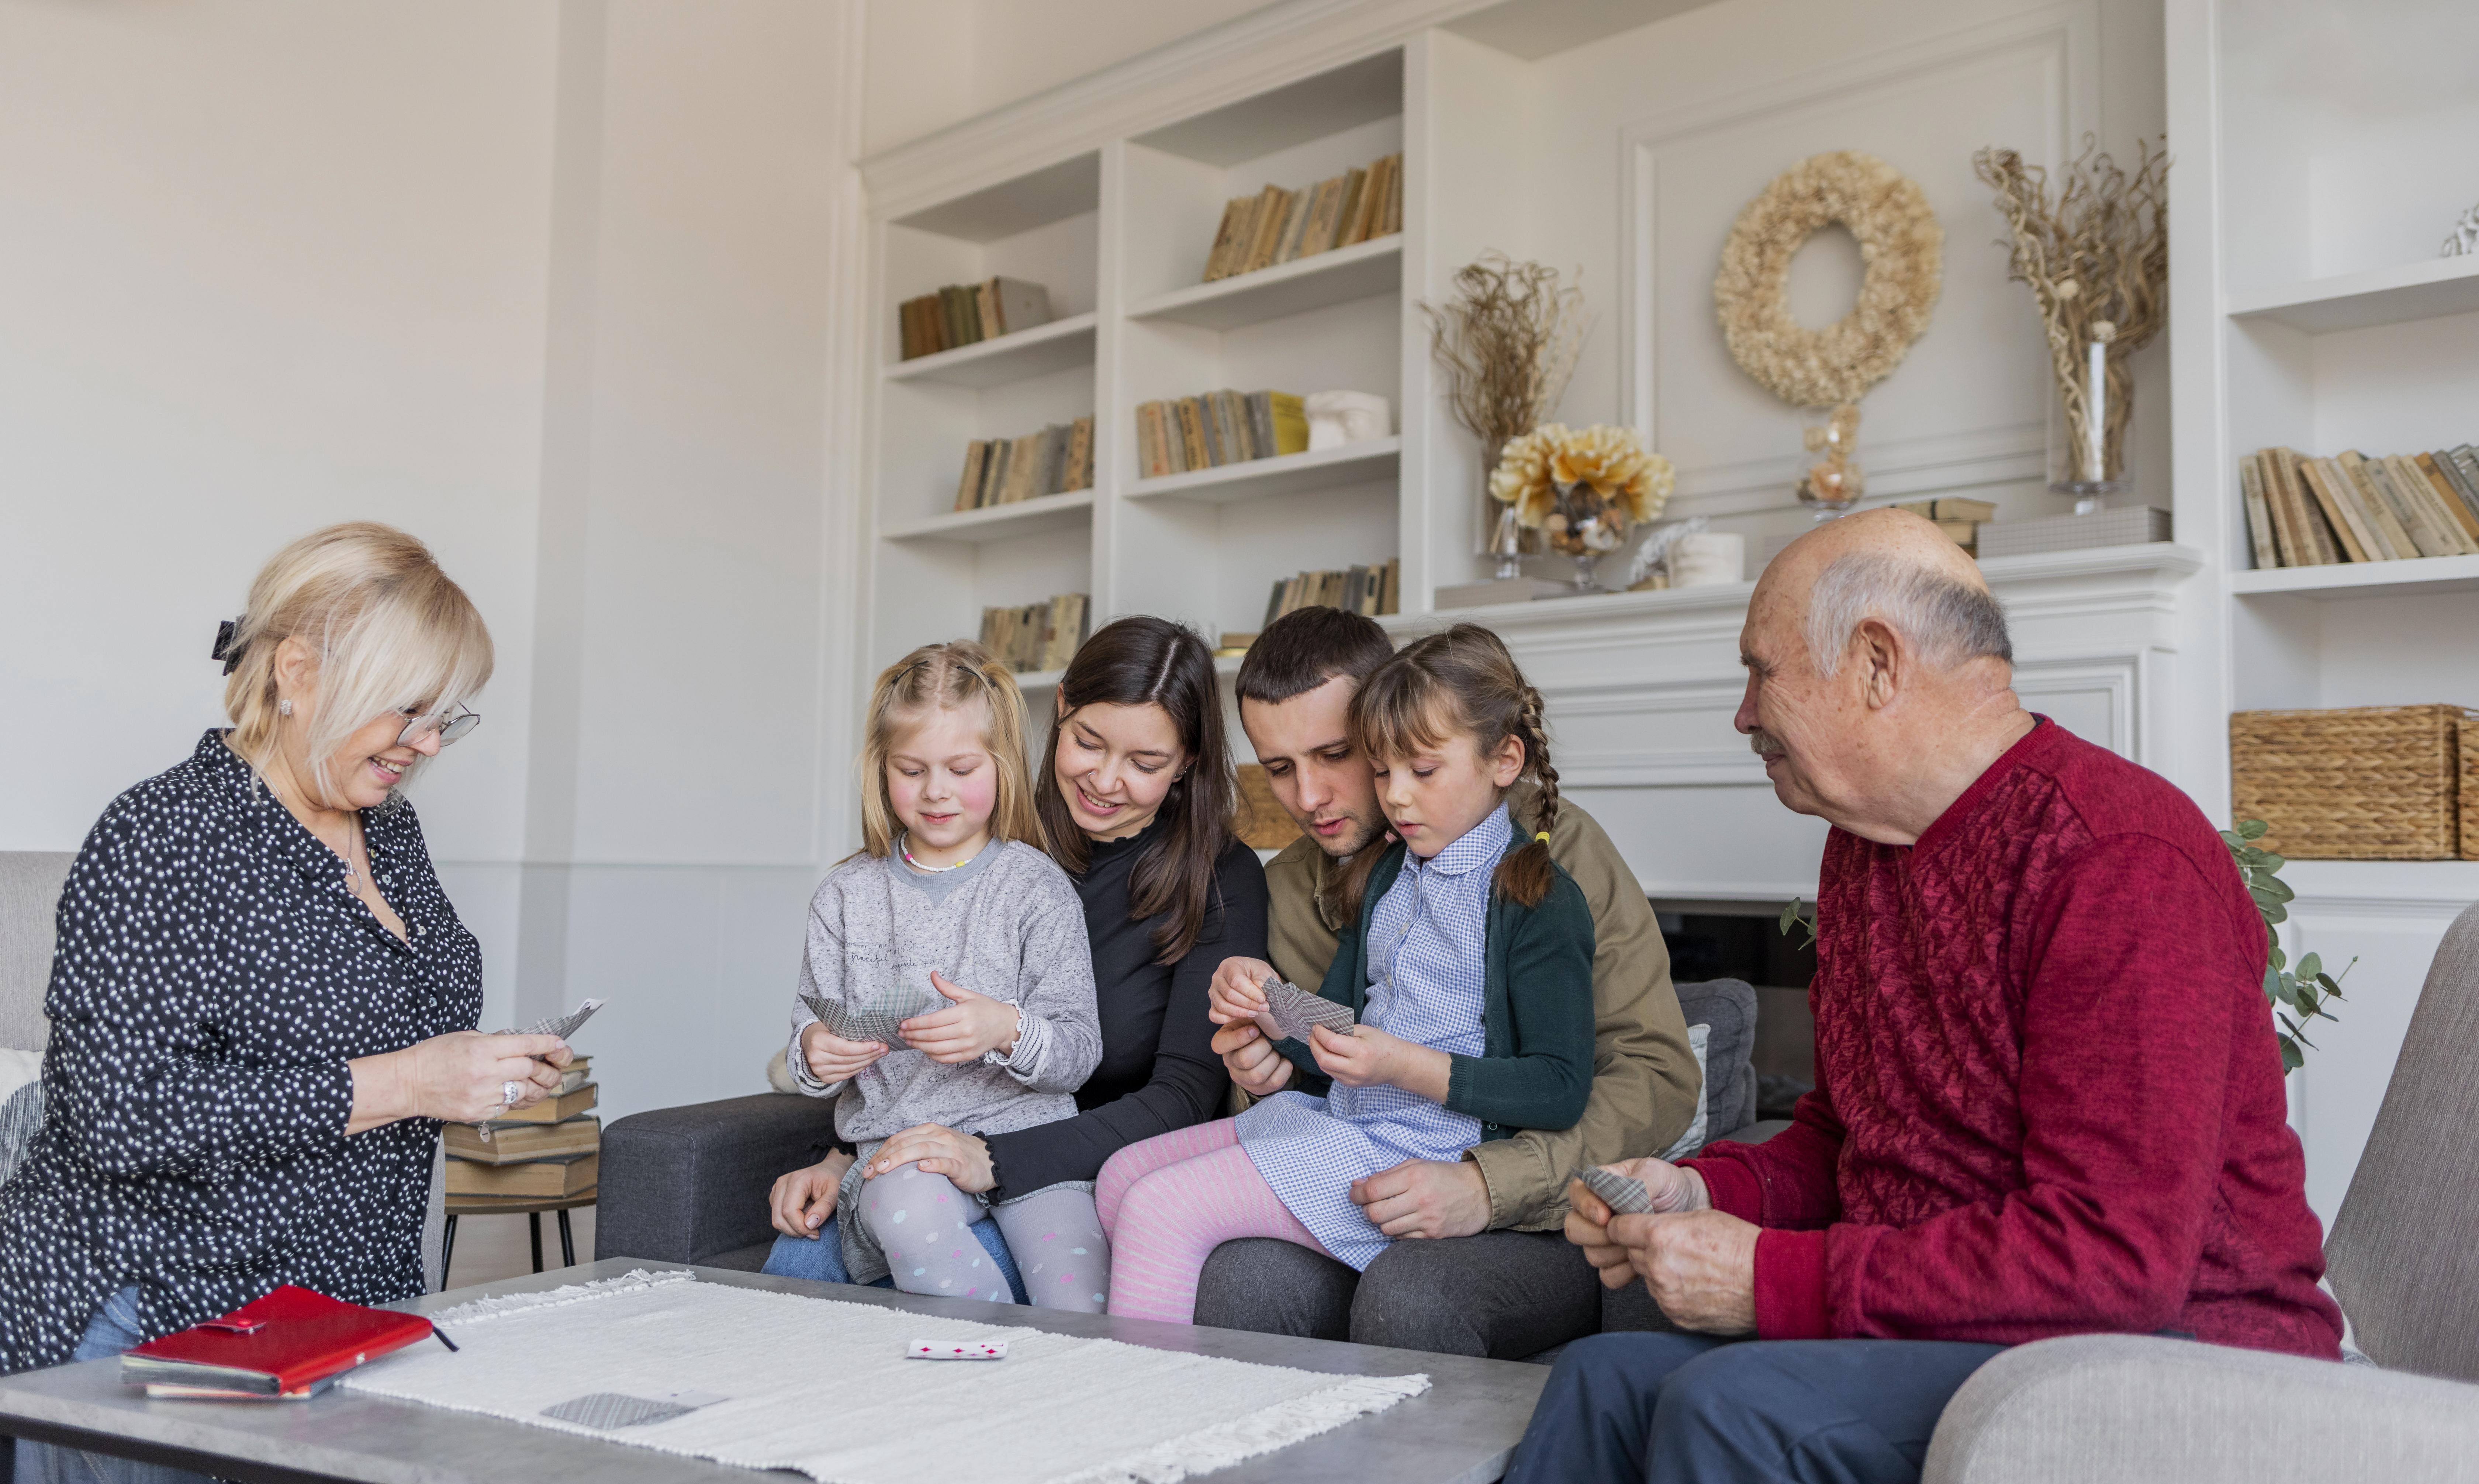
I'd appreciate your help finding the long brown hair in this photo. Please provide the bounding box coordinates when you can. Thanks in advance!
[1038,616,1236,963]
[1349,623,1562,907]
[857,641,1041,859]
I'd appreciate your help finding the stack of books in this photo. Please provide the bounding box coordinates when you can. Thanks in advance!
[1895,497,1996,555]
[1201,153,1404,283]
[1214,632,1256,659]
[443,1056,598,1200]
[1263,561,1400,626]
[2240,444,2479,569]
[897,277,1054,361]
[979,593,1089,674]
[1135,391,1308,478]
[955,419,1093,511]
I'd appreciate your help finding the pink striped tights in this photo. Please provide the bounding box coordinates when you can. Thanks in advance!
[1096,1119,1331,1324]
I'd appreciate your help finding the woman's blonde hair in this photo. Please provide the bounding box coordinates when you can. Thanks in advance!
[223,522,493,801]
[856,640,1041,858]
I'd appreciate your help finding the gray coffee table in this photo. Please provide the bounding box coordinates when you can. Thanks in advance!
[0,1259,1549,1484]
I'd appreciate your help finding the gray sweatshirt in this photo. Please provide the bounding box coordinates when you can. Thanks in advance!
[785,841,1099,1146]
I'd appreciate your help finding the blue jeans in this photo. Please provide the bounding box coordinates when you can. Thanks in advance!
[762,1213,1029,1305]
[13,1289,217,1484]
[1502,1331,2005,1484]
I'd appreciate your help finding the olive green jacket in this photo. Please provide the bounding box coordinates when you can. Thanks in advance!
[1262,783,1700,1231]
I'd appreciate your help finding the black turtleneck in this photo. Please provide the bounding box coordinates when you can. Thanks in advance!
[981,818,1268,1200]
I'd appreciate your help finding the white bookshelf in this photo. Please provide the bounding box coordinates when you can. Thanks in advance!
[2169,0,2479,1223]
[1127,436,1402,505]
[861,51,1428,687]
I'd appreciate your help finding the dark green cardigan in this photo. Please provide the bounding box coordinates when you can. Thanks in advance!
[1273,839,1597,1141]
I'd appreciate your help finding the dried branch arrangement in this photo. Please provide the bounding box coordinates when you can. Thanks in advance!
[1423,256,1589,559]
[1974,138,2169,488]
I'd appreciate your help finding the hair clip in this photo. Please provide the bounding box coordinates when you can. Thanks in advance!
[211,618,245,675]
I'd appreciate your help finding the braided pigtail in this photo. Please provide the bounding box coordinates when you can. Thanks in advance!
[1494,685,1560,907]
[1350,623,1561,908]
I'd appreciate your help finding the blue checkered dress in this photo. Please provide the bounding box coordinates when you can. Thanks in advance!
[1234,804,1513,1270]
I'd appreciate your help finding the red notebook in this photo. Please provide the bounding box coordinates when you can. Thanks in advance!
[119,1286,438,1396]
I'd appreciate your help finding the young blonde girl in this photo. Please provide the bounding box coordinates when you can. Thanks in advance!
[777,641,1109,1310]
[1096,625,1596,1322]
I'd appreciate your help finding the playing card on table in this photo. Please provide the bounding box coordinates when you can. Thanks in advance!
[1253,978,1358,1043]
[498,998,604,1044]
[907,1338,1007,1360]
[1573,1165,1657,1216]
[801,981,948,1047]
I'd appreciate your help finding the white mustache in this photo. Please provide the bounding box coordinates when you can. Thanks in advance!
[1749,730,1786,759]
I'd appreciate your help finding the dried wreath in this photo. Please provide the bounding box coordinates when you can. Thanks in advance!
[1713,151,1943,408]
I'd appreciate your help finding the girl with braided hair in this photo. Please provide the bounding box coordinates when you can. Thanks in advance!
[1094,624,1596,1322]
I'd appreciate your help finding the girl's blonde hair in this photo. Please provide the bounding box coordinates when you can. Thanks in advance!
[1349,623,1562,908]
[857,640,1041,858]
[224,522,493,801]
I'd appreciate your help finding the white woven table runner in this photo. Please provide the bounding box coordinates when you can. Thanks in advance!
[341,1270,1429,1484]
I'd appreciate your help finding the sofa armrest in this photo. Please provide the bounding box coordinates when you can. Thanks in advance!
[1925,1335,2479,1484]
[596,1092,839,1266]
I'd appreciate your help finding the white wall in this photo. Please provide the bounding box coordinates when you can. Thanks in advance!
[862,0,1278,155]
[0,0,862,1121]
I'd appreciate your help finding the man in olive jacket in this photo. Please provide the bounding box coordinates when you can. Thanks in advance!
[1194,606,1701,1358]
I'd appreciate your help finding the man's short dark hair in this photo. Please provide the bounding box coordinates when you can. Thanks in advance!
[1234,606,1395,707]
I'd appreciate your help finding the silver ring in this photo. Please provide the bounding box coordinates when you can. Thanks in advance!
[501,1079,523,1107]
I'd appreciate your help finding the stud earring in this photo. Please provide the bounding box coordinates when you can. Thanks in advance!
[277,699,293,717]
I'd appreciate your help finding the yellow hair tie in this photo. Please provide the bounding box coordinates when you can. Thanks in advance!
[1534,831,1551,843]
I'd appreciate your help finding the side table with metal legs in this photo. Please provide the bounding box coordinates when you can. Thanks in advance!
[439,1188,598,1289]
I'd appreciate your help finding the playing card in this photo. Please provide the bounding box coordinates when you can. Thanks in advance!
[908,1338,1008,1360]
[541,1391,720,1429]
[1573,1165,1656,1216]
[1252,978,1358,1043]
[801,981,948,1048]
[500,998,604,1043]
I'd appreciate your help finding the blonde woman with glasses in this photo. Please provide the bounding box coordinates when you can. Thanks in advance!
[0,523,569,1484]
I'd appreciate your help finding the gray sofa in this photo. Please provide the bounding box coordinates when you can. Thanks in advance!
[1921,899,2479,1483]
[597,976,1780,1337]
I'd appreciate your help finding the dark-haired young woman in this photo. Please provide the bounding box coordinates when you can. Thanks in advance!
[762,616,1267,1292]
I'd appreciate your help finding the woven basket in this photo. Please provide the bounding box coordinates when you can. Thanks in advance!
[2465,721,2479,860]
[2230,705,2476,860]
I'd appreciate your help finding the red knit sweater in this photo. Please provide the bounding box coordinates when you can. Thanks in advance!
[1689,720,2342,1358]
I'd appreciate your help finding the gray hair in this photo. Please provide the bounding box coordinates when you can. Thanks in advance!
[1805,551,2012,677]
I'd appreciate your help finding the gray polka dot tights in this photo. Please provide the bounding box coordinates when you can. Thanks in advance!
[859,1162,1110,1313]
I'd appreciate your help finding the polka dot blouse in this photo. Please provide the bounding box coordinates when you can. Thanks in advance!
[0,730,481,1373]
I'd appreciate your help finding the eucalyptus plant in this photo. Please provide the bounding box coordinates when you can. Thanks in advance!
[1775,816,2346,1075]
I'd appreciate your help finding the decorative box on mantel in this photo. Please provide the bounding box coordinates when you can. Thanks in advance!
[1977,505,2172,559]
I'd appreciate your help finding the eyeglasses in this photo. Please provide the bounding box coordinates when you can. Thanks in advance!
[398,704,481,748]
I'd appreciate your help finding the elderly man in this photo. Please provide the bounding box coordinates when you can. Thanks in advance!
[1194,605,1702,1358]
[1505,510,2339,1484]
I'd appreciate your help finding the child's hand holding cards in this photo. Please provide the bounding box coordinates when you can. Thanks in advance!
[1253,978,1358,1043]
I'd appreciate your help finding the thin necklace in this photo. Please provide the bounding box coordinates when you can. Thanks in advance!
[899,835,973,873]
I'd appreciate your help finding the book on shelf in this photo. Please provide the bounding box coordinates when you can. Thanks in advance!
[445,1151,599,1199]
[1261,559,1400,627]
[1199,153,1403,284]
[977,592,1090,674]
[952,417,1093,511]
[485,1081,598,1126]
[1131,391,1308,478]
[2240,443,2479,567]
[1216,632,1257,658]
[444,1114,601,1166]
[897,277,1054,360]
[1895,497,1996,523]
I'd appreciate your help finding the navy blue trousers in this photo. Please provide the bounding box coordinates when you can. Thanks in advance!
[1502,1331,2006,1484]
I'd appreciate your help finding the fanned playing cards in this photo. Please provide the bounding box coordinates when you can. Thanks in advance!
[499,998,604,1043]
[1572,1165,1656,1216]
[801,982,948,1047]
[1252,978,1358,1043]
